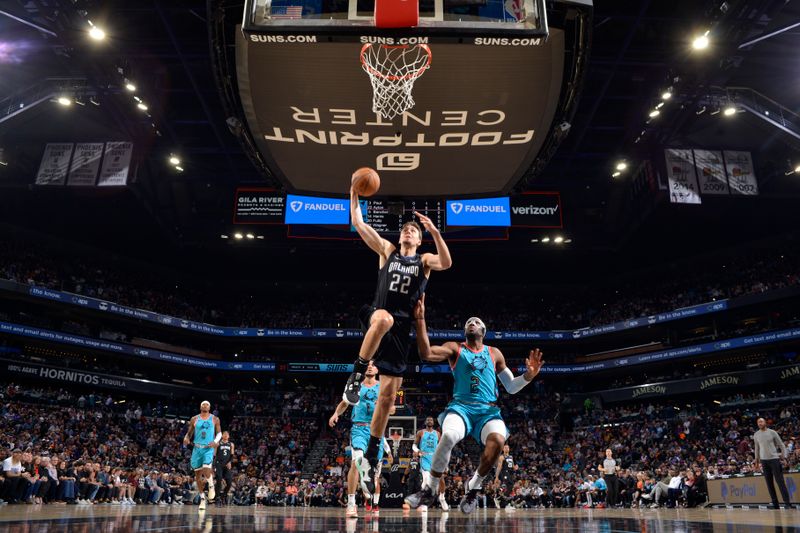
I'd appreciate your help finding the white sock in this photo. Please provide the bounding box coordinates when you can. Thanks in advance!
[429,475,441,494]
[373,493,380,505]
[348,494,355,505]
[439,493,447,502]
[467,472,486,492]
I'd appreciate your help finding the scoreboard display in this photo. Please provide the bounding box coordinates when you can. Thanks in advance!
[358,199,446,234]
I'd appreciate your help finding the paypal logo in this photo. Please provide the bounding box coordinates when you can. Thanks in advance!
[285,194,349,225]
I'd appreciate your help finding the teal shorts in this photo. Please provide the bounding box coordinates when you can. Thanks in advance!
[438,401,507,444]
[350,424,386,462]
[191,446,215,470]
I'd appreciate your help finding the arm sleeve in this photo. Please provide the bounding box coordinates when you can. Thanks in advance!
[497,367,532,395]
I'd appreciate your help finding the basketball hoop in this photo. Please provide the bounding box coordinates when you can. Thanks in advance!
[390,431,403,455]
[360,43,432,120]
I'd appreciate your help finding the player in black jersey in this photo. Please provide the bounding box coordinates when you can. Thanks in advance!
[342,182,452,497]
[495,444,515,488]
[214,432,234,505]
[402,453,423,509]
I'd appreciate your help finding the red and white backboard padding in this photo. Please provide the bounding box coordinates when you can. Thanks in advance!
[236,0,591,196]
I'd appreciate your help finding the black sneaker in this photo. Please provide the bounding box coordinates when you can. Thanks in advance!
[459,489,480,514]
[405,487,436,509]
[342,372,364,406]
[356,456,375,496]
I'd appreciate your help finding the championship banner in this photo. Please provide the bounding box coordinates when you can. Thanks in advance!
[708,474,800,506]
[67,142,104,186]
[723,151,758,195]
[693,149,729,196]
[664,148,701,204]
[36,143,73,185]
[97,141,133,186]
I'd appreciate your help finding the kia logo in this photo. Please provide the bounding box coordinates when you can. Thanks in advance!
[290,201,303,212]
[450,203,463,214]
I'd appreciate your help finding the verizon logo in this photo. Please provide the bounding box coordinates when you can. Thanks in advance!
[512,205,558,215]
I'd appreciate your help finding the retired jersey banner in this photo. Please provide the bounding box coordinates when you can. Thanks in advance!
[36,143,73,185]
[665,149,701,204]
[723,151,758,195]
[98,142,133,186]
[67,142,104,186]
[693,149,729,196]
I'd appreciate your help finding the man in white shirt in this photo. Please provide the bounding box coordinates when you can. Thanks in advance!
[1,449,24,504]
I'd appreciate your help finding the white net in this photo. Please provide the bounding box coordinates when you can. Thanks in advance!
[360,44,432,120]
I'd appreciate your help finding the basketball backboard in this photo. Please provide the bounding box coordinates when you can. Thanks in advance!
[232,0,592,196]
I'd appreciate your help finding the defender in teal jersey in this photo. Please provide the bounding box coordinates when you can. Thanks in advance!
[183,401,222,511]
[330,360,394,517]
[412,417,449,510]
[405,295,544,514]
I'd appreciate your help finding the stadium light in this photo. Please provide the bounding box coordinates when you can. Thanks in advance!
[692,31,710,50]
[541,236,551,243]
[554,236,564,244]
[661,90,672,100]
[246,233,255,239]
[137,102,148,111]
[795,164,800,174]
[175,166,184,172]
[723,105,737,116]
[125,82,136,92]
[234,233,243,240]
[88,26,106,41]
[564,239,572,243]
[612,171,621,178]
[656,102,665,110]
[648,109,660,118]
[615,161,628,171]
[57,97,71,106]
[169,155,181,166]
[220,234,229,239]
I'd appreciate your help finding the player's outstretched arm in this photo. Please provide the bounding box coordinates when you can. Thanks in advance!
[494,348,545,394]
[414,294,458,363]
[351,187,393,259]
[416,211,452,271]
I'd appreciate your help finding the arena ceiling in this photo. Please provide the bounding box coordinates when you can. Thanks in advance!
[0,0,799,271]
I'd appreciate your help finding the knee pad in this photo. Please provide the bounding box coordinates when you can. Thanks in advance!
[352,449,364,463]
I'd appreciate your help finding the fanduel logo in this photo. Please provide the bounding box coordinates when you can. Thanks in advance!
[464,205,507,213]
[292,202,346,212]
[450,203,463,214]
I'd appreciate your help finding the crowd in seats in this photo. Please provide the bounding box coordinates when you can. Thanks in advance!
[2,237,799,331]
[2,379,799,509]
[0,383,326,506]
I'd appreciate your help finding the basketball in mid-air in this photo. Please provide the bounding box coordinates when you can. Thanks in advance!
[352,167,380,197]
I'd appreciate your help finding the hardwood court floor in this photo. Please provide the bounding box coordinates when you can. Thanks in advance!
[0,504,798,532]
